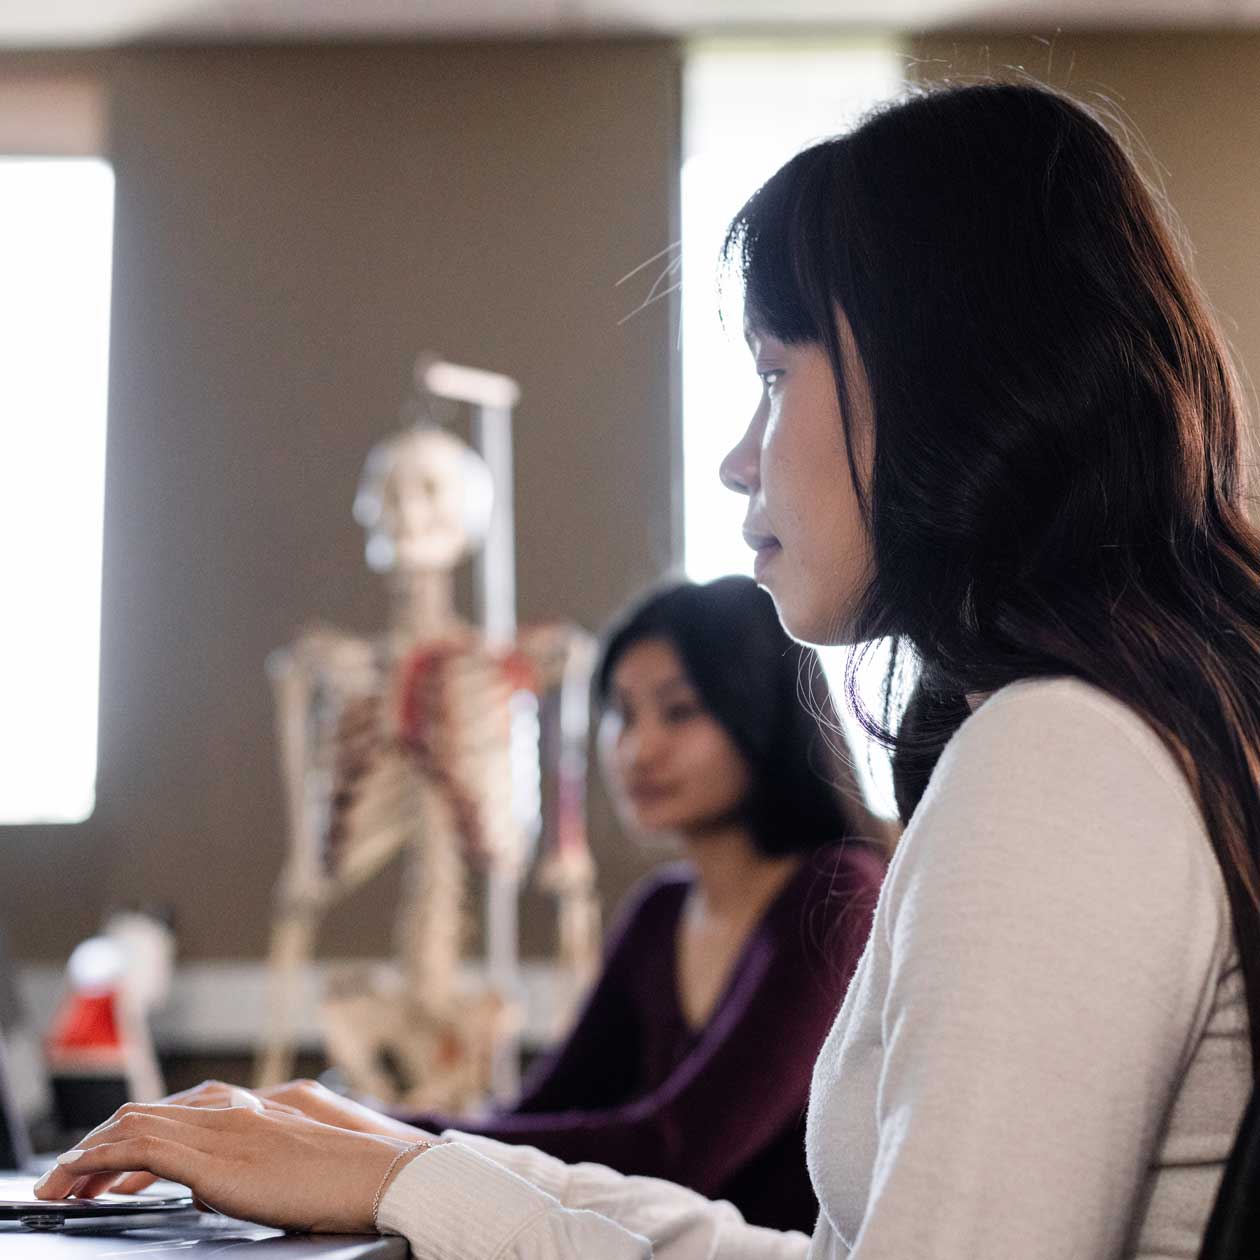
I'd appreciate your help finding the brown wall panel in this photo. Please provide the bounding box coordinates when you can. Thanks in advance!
[0,41,680,961]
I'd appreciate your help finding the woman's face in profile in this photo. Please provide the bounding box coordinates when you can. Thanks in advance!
[720,318,872,646]
[599,637,751,839]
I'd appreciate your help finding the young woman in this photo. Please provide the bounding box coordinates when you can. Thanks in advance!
[38,82,1258,1260]
[380,576,888,1233]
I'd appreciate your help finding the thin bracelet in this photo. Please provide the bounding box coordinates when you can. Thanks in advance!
[372,1140,431,1228]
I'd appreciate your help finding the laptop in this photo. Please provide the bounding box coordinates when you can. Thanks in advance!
[0,938,193,1230]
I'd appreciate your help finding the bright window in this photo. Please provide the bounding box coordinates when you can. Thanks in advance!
[681,41,904,818]
[0,158,114,823]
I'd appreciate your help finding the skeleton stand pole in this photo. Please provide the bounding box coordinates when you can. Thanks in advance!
[418,358,524,1098]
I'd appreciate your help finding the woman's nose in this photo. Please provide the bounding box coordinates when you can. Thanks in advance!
[720,418,761,497]
[621,722,663,770]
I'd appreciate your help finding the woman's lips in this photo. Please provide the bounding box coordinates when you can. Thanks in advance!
[742,527,778,551]
[626,783,678,806]
[742,525,781,580]
[744,532,782,580]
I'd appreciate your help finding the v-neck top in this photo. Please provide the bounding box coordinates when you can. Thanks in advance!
[409,842,885,1233]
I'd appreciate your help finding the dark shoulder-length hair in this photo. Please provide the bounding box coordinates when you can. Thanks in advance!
[596,575,868,858]
[726,81,1260,1072]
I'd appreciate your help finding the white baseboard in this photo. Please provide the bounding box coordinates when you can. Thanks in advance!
[18,959,569,1055]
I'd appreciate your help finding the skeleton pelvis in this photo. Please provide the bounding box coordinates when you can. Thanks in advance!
[320,962,518,1112]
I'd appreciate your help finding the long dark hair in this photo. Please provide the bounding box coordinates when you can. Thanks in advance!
[596,575,870,858]
[726,81,1260,1072]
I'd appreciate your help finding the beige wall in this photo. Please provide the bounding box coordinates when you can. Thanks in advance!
[0,41,681,961]
[910,31,1260,461]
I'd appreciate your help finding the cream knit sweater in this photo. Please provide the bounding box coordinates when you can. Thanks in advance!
[378,678,1250,1259]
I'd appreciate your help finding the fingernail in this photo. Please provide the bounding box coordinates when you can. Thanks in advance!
[32,1171,50,1191]
[56,1149,86,1165]
[227,1087,265,1113]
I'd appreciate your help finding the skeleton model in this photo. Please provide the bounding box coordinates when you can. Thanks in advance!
[257,359,600,1112]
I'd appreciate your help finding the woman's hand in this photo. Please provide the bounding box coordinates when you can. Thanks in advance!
[33,1100,427,1233]
[93,1079,431,1196]
[255,1078,432,1142]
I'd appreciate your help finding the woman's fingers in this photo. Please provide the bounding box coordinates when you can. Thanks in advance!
[256,1078,321,1101]
[73,1170,152,1199]
[83,1102,252,1134]
[35,1135,194,1201]
[107,1169,162,1195]
[34,1104,237,1201]
[255,1080,342,1120]
[47,1103,195,1200]
[254,1079,432,1141]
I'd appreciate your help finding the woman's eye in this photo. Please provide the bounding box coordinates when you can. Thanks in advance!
[758,369,785,390]
[663,703,700,724]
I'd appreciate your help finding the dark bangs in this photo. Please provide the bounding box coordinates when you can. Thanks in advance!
[722,142,839,346]
[722,133,881,620]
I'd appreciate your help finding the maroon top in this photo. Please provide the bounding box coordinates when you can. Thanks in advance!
[408,843,885,1234]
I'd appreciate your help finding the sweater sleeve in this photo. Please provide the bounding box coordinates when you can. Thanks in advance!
[429,856,878,1194]
[377,1133,813,1260]
[850,680,1235,1259]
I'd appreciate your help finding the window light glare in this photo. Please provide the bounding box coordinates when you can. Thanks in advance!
[681,43,904,819]
[0,158,114,824]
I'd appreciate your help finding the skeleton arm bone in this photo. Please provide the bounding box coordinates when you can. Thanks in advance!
[516,624,601,993]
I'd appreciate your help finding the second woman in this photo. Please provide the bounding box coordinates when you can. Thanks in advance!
[391,574,889,1233]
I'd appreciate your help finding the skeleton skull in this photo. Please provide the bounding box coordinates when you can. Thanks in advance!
[354,426,494,573]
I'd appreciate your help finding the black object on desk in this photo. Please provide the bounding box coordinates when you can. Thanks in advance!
[0,1175,193,1230]
[0,1213,407,1257]
[0,1000,33,1173]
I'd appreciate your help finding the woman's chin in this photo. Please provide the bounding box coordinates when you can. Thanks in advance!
[761,580,859,647]
[761,588,828,646]
[626,820,687,855]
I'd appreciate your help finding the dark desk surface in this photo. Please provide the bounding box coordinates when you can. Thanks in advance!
[0,1213,408,1257]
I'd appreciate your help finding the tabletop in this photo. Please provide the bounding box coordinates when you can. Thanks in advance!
[0,1212,409,1257]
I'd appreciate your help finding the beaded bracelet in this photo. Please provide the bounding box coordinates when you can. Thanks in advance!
[372,1140,432,1228]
